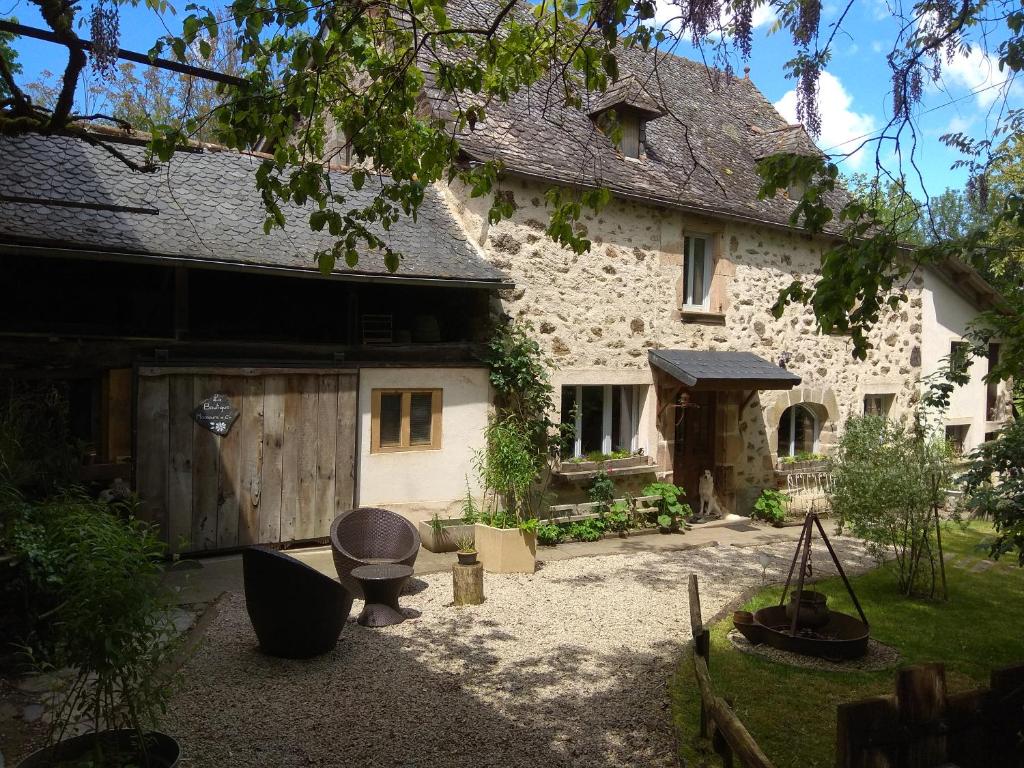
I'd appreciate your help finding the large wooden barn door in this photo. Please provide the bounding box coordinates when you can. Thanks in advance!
[136,367,357,554]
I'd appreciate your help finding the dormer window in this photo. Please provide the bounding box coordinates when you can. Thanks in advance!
[588,75,665,162]
[617,110,642,159]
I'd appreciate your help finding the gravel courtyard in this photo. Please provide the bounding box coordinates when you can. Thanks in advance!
[166,536,875,768]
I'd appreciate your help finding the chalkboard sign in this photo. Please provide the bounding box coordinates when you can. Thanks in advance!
[193,393,239,436]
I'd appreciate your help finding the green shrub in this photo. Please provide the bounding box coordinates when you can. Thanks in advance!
[460,477,479,524]
[752,488,789,524]
[537,523,564,546]
[962,418,1024,564]
[475,415,537,528]
[604,500,630,532]
[9,488,179,753]
[567,519,605,542]
[831,415,954,596]
[588,470,616,517]
[642,482,691,529]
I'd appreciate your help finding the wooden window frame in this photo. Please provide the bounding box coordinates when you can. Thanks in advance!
[682,234,713,311]
[370,388,443,453]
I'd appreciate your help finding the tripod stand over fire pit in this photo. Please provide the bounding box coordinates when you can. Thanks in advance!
[734,512,870,660]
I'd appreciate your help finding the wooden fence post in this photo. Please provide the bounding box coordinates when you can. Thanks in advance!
[836,695,898,768]
[897,664,948,768]
[688,574,709,738]
[989,664,1024,768]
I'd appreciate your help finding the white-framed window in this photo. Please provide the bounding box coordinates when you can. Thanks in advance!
[863,394,894,417]
[777,404,819,457]
[682,235,712,310]
[560,385,641,458]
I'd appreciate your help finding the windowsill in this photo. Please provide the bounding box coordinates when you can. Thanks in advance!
[370,444,443,454]
[554,462,658,481]
[677,309,727,325]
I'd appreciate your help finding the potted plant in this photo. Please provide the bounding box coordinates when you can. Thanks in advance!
[455,535,478,565]
[417,482,479,553]
[10,490,181,768]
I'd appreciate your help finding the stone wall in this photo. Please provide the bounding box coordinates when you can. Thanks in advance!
[441,175,924,513]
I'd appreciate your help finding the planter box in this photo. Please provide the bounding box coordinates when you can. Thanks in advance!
[474,523,536,574]
[417,520,475,553]
[555,455,657,482]
[776,460,831,474]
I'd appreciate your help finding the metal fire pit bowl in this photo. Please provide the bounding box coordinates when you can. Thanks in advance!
[742,606,869,660]
[732,512,871,661]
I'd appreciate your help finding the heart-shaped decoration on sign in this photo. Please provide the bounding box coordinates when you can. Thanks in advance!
[192,393,239,436]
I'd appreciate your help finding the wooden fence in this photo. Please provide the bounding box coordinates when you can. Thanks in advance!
[688,574,776,768]
[686,574,1024,768]
[837,662,1024,768]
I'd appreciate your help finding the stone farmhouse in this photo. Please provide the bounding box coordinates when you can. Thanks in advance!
[0,9,1010,553]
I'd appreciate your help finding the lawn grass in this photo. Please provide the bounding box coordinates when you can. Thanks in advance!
[670,522,1024,768]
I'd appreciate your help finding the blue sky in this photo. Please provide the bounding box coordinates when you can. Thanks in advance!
[4,0,1020,200]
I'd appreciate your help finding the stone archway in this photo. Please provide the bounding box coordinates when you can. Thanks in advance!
[764,386,840,466]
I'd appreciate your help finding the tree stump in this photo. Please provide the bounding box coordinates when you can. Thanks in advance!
[453,562,484,605]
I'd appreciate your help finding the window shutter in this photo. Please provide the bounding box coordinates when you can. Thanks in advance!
[409,392,434,445]
[379,393,403,446]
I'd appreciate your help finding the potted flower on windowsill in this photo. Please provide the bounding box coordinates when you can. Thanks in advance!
[10,490,182,768]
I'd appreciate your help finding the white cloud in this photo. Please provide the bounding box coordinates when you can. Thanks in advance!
[871,40,884,53]
[868,0,892,21]
[650,0,776,39]
[936,46,1017,108]
[774,71,877,169]
[943,114,974,135]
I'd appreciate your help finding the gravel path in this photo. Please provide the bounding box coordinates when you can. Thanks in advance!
[165,537,875,768]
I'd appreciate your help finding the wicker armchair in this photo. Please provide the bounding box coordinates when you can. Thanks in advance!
[243,547,353,659]
[330,507,421,599]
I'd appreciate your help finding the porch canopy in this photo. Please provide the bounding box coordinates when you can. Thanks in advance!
[648,350,801,391]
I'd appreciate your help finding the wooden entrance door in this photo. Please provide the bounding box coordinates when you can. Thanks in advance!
[673,390,717,510]
[136,368,357,554]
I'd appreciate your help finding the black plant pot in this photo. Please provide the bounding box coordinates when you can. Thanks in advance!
[17,729,179,768]
[457,551,478,565]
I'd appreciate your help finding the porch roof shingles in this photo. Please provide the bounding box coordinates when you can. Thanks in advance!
[648,349,802,390]
[0,133,511,286]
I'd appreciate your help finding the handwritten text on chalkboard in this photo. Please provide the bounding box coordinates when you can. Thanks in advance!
[192,393,239,436]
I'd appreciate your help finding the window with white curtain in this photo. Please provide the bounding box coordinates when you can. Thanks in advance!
[560,385,642,457]
[682,235,712,310]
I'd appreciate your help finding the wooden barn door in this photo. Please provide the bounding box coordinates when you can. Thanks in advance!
[136,367,357,554]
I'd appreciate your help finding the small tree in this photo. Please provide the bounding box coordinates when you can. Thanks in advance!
[831,415,954,597]
[962,419,1024,565]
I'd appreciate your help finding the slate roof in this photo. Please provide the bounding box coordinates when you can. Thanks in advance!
[588,74,666,119]
[0,133,511,285]
[649,349,802,390]
[435,0,843,230]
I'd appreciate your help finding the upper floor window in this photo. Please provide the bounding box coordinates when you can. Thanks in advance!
[617,111,642,159]
[949,341,971,376]
[683,235,712,310]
